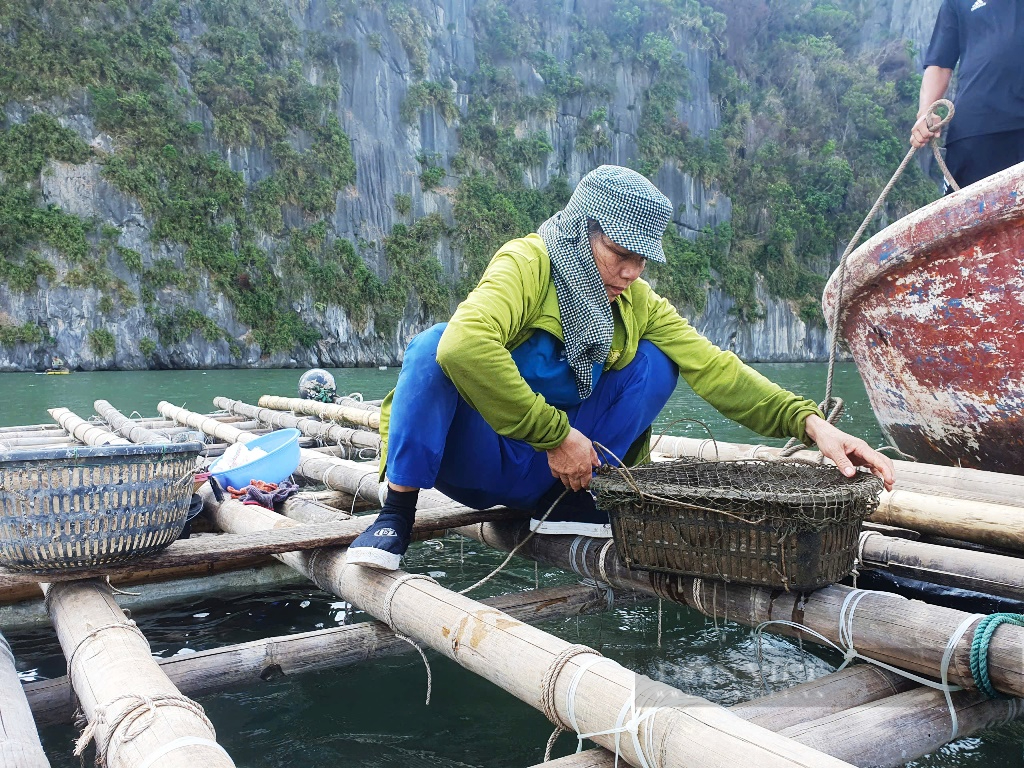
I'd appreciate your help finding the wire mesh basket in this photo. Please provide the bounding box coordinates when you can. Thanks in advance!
[591,459,883,591]
[0,442,202,573]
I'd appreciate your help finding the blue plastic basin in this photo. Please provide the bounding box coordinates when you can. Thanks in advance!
[208,428,301,490]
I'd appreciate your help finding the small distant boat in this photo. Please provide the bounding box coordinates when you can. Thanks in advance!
[823,160,1024,474]
[378,365,387,371]
[38,368,70,375]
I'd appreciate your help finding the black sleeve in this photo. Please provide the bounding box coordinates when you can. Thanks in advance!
[923,0,960,69]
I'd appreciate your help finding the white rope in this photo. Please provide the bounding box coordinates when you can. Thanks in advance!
[575,688,664,768]
[381,574,438,706]
[136,736,232,768]
[753,589,983,741]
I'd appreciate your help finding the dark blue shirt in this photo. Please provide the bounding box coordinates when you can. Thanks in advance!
[924,0,1024,143]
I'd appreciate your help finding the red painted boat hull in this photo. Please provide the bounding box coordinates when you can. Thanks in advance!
[822,161,1024,474]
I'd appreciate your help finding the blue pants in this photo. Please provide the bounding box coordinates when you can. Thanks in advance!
[386,324,678,510]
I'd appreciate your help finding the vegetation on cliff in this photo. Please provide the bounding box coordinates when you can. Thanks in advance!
[0,0,937,360]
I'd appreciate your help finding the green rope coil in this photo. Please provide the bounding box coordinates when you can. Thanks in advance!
[969,613,1024,699]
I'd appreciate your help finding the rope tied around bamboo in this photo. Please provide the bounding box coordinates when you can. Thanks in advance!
[73,692,219,766]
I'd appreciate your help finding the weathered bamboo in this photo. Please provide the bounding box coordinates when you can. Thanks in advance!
[0,506,526,584]
[26,583,640,726]
[0,435,76,447]
[538,684,1023,768]
[859,531,1024,600]
[256,395,380,430]
[212,396,381,454]
[158,402,384,503]
[456,522,1024,698]
[730,666,914,730]
[0,631,50,767]
[48,407,129,445]
[0,564,303,632]
[333,395,381,411]
[199,494,850,768]
[870,489,1024,552]
[0,423,64,435]
[43,579,235,767]
[95,400,174,444]
[775,686,1022,768]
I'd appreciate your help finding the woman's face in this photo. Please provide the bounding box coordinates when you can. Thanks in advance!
[590,231,647,302]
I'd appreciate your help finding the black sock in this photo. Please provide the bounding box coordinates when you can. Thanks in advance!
[382,487,419,526]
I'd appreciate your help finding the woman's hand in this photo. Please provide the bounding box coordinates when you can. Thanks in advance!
[547,427,600,491]
[804,414,895,491]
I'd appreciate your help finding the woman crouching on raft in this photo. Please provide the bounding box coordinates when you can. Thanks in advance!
[348,165,895,570]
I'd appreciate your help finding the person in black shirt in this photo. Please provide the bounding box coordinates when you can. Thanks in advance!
[911,0,1024,191]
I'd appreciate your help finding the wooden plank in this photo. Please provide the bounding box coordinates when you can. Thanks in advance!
[0,631,50,767]
[0,506,528,584]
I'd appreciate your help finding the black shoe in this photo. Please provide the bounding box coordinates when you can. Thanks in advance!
[529,485,612,538]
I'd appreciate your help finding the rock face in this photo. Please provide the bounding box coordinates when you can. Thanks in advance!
[0,0,933,371]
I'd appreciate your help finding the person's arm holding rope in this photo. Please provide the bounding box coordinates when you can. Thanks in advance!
[911,66,953,148]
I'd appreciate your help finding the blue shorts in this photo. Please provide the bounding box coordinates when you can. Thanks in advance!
[385,323,678,510]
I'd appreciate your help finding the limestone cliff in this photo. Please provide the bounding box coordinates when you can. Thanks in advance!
[0,0,941,370]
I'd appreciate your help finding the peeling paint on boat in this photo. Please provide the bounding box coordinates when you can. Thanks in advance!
[823,161,1024,474]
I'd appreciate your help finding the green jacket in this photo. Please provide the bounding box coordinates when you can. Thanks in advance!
[380,234,821,468]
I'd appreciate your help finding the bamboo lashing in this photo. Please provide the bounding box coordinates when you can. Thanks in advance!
[48,407,128,446]
[42,579,235,768]
[26,583,640,726]
[256,395,380,430]
[196,491,851,768]
[0,630,50,767]
[95,400,175,444]
[212,396,381,454]
[457,522,1024,699]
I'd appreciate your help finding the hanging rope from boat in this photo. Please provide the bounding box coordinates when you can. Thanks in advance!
[781,99,959,457]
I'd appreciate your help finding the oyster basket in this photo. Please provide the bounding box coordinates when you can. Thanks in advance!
[591,459,882,591]
[0,441,202,573]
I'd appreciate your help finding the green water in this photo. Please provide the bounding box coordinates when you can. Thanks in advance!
[2,364,1021,767]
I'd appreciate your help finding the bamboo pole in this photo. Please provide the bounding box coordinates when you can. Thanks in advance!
[158,402,384,503]
[0,436,76,447]
[196,493,850,768]
[537,684,1023,768]
[859,531,1024,600]
[256,395,380,430]
[333,395,381,411]
[870,489,1024,552]
[42,579,235,768]
[775,686,1023,768]
[94,400,174,444]
[212,396,381,454]
[0,423,64,434]
[26,583,640,726]
[48,407,129,446]
[456,522,1024,698]
[0,631,50,767]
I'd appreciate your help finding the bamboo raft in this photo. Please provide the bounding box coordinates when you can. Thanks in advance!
[1,395,1023,767]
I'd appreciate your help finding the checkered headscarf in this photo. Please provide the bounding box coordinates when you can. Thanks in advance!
[538,165,673,399]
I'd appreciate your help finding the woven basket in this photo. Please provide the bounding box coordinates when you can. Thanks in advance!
[0,442,202,573]
[591,459,882,591]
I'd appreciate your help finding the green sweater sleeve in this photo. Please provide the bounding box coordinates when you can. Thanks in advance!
[639,290,823,442]
[435,248,571,450]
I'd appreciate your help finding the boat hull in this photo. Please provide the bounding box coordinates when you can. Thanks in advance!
[822,161,1024,474]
